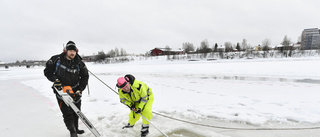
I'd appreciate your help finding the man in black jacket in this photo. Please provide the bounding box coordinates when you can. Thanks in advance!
[44,41,89,137]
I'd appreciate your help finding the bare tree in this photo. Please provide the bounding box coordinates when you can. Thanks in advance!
[262,39,271,51]
[241,39,248,51]
[261,39,271,58]
[282,35,291,47]
[200,39,211,55]
[224,42,233,52]
[120,48,127,56]
[114,48,119,57]
[108,49,116,57]
[182,42,195,53]
[96,50,107,62]
[281,35,292,57]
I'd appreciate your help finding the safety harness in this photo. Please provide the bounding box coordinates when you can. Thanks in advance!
[55,57,80,75]
[54,56,81,103]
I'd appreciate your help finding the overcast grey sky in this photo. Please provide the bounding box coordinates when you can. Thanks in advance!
[1,0,319,62]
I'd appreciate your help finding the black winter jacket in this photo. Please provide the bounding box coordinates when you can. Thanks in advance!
[44,53,89,94]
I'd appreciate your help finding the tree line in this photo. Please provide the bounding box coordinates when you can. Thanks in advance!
[90,35,319,63]
[182,35,295,55]
[93,48,128,62]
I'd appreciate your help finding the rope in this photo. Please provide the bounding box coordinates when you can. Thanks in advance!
[88,70,320,131]
[153,111,320,130]
[88,70,118,95]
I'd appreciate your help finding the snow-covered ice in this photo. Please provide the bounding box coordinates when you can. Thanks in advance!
[1,57,320,137]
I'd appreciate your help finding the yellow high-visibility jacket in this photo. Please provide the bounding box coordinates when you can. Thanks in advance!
[118,79,153,110]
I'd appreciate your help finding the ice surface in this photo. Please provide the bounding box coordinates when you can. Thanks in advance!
[1,57,320,137]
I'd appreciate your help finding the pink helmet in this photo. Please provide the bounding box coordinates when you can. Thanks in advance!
[116,77,129,89]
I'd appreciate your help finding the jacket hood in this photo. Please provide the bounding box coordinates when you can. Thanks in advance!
[124,74,135,85]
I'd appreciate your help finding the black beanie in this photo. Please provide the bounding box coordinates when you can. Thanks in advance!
[66,41,77,51]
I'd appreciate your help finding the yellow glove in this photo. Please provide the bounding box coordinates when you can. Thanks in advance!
[53,80,62,90]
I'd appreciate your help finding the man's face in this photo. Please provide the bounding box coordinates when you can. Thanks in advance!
[66,50,76,60]
[122,84,131,92]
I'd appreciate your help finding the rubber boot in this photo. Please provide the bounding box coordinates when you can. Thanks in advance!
[122,123,134,129]
[75,118,84,134]
[69,126,78,137]
[70,132,78,137]
[141,124,149,137]
[76,129,85,134]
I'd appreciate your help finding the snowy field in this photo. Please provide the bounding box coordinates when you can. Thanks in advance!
[1,57,320,137]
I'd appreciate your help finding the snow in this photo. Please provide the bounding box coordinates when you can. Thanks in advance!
[1,57,320,137]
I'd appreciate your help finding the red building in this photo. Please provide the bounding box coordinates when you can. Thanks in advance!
[150,48,164,56]
[150,48,185,56]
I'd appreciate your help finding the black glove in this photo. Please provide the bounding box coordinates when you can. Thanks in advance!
[122,123,134,129]
[130,105,141,114]
[75,90,82,97]
[54,79,62,90]
[135,109,141,114]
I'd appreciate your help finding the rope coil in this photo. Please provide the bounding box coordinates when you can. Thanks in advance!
[88,70,320,130]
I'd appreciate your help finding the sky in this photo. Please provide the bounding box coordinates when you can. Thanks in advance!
[1,0,319,63]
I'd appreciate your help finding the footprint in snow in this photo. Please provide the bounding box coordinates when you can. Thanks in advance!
[89,98,97,102]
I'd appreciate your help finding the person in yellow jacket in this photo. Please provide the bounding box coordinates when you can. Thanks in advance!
[116,74,154,137]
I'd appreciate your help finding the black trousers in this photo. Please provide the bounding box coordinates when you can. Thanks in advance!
[56,95,81,132]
